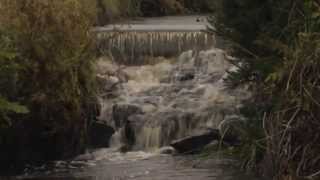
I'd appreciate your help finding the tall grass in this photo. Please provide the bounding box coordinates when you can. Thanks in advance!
[212,0,320,179]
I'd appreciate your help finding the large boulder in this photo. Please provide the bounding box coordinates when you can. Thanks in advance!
[112,104,143,129]
[170,129,220,153]
[89,121,115,148]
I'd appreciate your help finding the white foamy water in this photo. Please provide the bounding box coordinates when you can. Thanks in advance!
[9,16,261,180]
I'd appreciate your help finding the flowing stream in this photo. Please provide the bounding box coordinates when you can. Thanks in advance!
[5,16,263,180]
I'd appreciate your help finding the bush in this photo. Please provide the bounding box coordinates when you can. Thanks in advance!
[0,0,98,171]
[96,0,142,25]
[212,0,320,179]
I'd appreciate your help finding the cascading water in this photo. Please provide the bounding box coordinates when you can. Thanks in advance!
[14,16,261,180]
[97,31,215,62]
[96,48,250,151]
[94,16,215,64]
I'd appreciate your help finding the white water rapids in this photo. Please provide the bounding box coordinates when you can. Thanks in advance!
[8,16,264,180]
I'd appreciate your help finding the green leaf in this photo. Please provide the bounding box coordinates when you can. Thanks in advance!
[0,51,17,60]
[0,97,29,114]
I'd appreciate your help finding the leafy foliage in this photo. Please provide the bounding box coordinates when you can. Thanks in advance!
[0,0,98,168]
[0,31,29,130]
[212,0,320,179]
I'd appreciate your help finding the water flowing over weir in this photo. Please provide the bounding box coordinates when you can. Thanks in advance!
[11,16,262,180]
[94,17,215,63]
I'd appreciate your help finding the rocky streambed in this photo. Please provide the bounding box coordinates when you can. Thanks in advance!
[95,48,250,152]
[7,48,261,180]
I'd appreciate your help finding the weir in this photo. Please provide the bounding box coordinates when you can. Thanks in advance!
[94,23,215,63]
[16,16,258,180]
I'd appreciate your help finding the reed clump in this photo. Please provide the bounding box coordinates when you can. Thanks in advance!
[212,0,320,179]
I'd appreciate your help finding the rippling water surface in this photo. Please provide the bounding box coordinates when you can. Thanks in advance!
[9,148,260,180]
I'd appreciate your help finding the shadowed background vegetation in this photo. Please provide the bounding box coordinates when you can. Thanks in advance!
[211,0,320,179]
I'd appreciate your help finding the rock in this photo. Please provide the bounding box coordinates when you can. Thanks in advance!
[203,140,220,150]
[141,104,157,113]
[123,120,136,147]
[219,115,244,146]
[97,74,122,99]
[118,115,148,149]
[112,104,143,129]
[170,129,220,153]
[96,74,119,89]
[119,144,132,153]
[89,121,115,148]
[177,72,195,81]
[158,146,176,155]
[198,48,231,75]
[73,153,94,161]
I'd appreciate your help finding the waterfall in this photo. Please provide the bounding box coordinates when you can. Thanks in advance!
[93,17,249,151]
[96,30,215,64]
[96,48,251,151]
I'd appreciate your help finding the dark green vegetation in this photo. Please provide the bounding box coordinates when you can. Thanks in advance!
[0,0,98,172]
[212,0,320,179]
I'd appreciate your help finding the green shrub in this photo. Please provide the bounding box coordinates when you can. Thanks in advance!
[212,0,320,178]
[0,0,98,168]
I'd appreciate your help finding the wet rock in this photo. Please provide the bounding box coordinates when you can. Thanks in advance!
[170,129,220,153]
[178,72,195,81]
[97,74,121,98]
[219,115,244,146]
[141,104,157,113]
[89,121,115,148]
[118,115,149,149]
[74,153,94,161]
[123,120,136,147]
[119,144,132,153]
[198,48,231,75]
[178,50,194,67]
[203,140,220,150]
[128,114,148,125]
[112,104,143,129]
[176,69,195,82]
[158,146,176,155]
[97,74,119,87]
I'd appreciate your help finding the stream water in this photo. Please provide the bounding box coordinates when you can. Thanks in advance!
[3,16,263,180]
[9,149,259,180]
